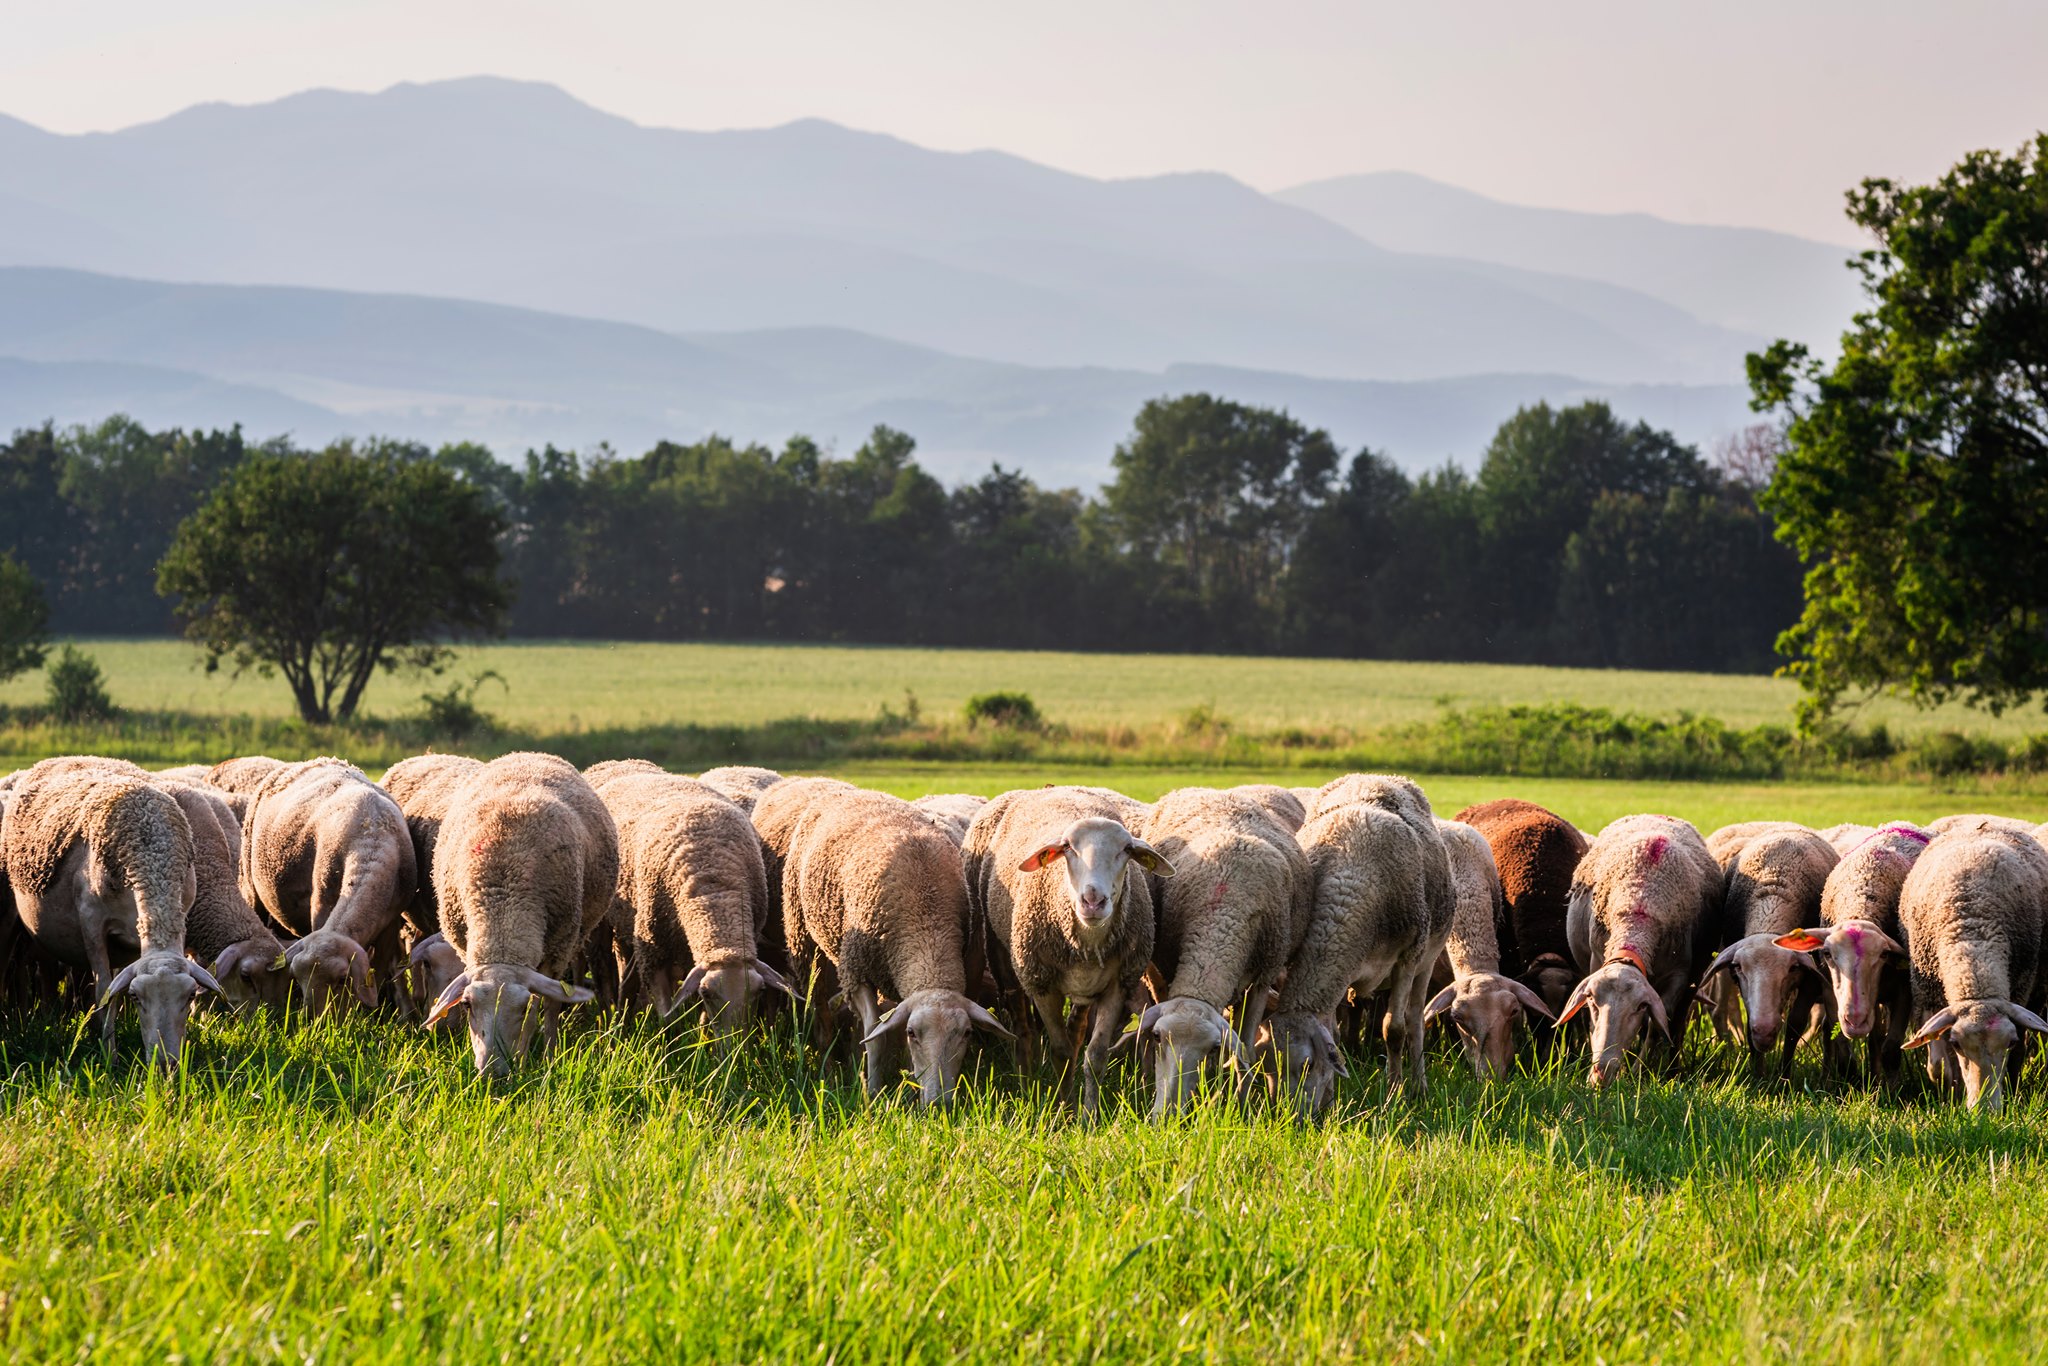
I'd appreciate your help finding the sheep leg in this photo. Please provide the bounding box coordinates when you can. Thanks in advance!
[849,984,895,1099]
[1080,989,1125,1119]
[1029,990,1074,1061]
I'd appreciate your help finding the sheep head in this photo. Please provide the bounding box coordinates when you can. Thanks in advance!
[1423,972,1555,1080]
[1701,933,1826,1054]
[211,938,292,1013]
[1557,960,1671,1089]
[1137,997,1251,1117]
[1776,922,1902,1038]
[860,987,1012,1108]
[1521,953,1580,1019]
[1262,1010,1347,1121]
[98,951,221,1070]
[1905,998,2048,1112]
[425,963,595,1076]
[674,958,795,1037]
[406,933,466,1029]
[281,928,379,1016]
[1017,817,1174,939]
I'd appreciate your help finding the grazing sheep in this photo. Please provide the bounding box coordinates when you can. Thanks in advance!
[1452,799,1588,1018]
[784,788,1010,1105]
[1704,821,1809,870]
[406,930,465,1022]
[239,758,416,1014]
[1422,818,1556,1079]
[1925,813,2039,839]
[153,764,213,785]
[1560,815,1721,1088]
[911,793,988,847]
[697,766,786,813]
[381,754,486,934]
[1266,775,1449,1116]
[1230,784,1307,835]
[752,777,861,925]
[1776,821,1931,1079]
[201,755,288,824]
[157,779,291,1011]
[1895,829,2048,1110]
[1,768,218,1065]
[1135,788,1310,1114]
[1697,827,1836,1076]
[1820,823,1877,855]
[425,752,618,1075]
[586,764,786,1033]
[964,786,1171,1116]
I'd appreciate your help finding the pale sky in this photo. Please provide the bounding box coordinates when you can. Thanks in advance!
[4,0,2043,244]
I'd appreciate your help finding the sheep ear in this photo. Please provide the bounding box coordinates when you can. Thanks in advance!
[517,969,594,1006]
[1556,979,1596,1025]
[348,944,378,1009]
[1872,931,1907,960]
[1126,839,1175,877]
[2005,1002,2048,1036]
[1644,987,1673,1041]
[408,933,447,967]
[423,973,472,1027]
[1774,929,1827,953]
[675,966,708,1002]
[184,958,224,995]
[860,1007,904,1046]
[965,1001,1014,1040]
[1506,978,1557,1021]
[1138,1002,1163,1038]
[98,961,141,1005]
[753,961,796,997]
[1224,1029,1254,1070]
[1017,842,1069,873]
[1422,984,1456,1024]
[1700,949,1737,982]
[1904,1007,1958,1050]
[1317,1019,1349,1077]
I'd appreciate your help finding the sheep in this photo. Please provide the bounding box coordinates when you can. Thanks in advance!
[239,757,416,1014]
[157,779,291,1011]
[697,765,786,813]
[964,786,1171,1116]
[1229,784,1307,835]
[1,767,219,1065]
[585,764,787,1033]
[153,764,213,785]
[424,752,617,1074]
[200,755,287,824]
[1696,827,1836,1076]
[1134,787,1310,1114]
[783,787,1010,1105]
[1560,815,1721,1088]
[1820,823,1877,855]
[1265,775,1450,1116]
[1422,817,1556,1079]
[380,754,486,933]
[911,793,988,847]
[1775,821,1932,1080]
[1451,799,1588,1019]
[1895,829,2048,1110]
[1704,821,1809,870]
[1925,813,2039,839]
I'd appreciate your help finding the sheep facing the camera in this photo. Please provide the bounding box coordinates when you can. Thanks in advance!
[1423,817,1556,1080]
[1696,826,1836,1076]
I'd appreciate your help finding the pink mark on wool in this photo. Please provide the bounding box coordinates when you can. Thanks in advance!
[1624,897,1653,924]
[1644,836,1669,866]
[1208,879,1229,909]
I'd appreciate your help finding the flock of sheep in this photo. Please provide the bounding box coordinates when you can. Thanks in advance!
[2,750,2044,1114]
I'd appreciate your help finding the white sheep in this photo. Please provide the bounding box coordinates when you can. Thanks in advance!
[1422,817,1556,1079]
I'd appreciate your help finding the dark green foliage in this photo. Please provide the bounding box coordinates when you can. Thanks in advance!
[964,691,1042,730]
[416,670,506,740]
[43,643,114,723]
[0,551,49,683]
[157,445,511,724]
[1752,136,2048,722]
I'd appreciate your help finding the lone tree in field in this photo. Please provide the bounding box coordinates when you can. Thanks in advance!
[0,550,50,683]
[158,445,510,724]
[1751,135,2048,721]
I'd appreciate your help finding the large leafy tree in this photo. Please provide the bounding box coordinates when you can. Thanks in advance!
[1751,135,2048,719]
[158,445,511,724]
[0,551,49,683]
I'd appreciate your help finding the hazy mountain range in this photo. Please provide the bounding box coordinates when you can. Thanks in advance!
[0,78,1855,482]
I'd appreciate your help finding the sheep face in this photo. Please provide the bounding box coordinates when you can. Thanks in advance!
[1906,999,2048,1112]
[1263,1010,1346,1120]
[862,988,1014,1108]
[1776,922,1901,1038]
[1558,962,1670,1088]
[1141,997,1251,1117]
[423,963,596,1075]
[212,939,292,1012]
[406,935,465,1028]
[1423,973,1555,1080]
[1523,953,1579,1019]
[675,959,794,1038]
[1017,817,1174,938]
[1703,934,1823,1053]
[282,928,379,1016]
[101,951,220,1070]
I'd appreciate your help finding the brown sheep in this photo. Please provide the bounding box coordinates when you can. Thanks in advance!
[426,752,618,1074]
[1452,799,1588,1019]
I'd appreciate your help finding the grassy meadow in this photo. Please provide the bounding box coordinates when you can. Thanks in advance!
[7,638,2048,1360]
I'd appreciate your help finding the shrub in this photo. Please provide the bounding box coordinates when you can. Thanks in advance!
[417,670,506,740]
[1909,730,2008,778]
[965,691,1042,731]
[45,645,115,723]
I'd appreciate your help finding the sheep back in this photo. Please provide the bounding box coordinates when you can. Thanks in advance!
[1143,787,1308,1009]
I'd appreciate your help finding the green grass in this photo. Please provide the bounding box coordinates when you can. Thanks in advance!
[5,1005,2048,1362]
[8,637,2048,739]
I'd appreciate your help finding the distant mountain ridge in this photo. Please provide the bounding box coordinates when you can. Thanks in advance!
[0,76,1768,387]
[0,267,1754,487]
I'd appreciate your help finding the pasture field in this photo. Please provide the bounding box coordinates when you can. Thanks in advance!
[5,637,2047,740]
